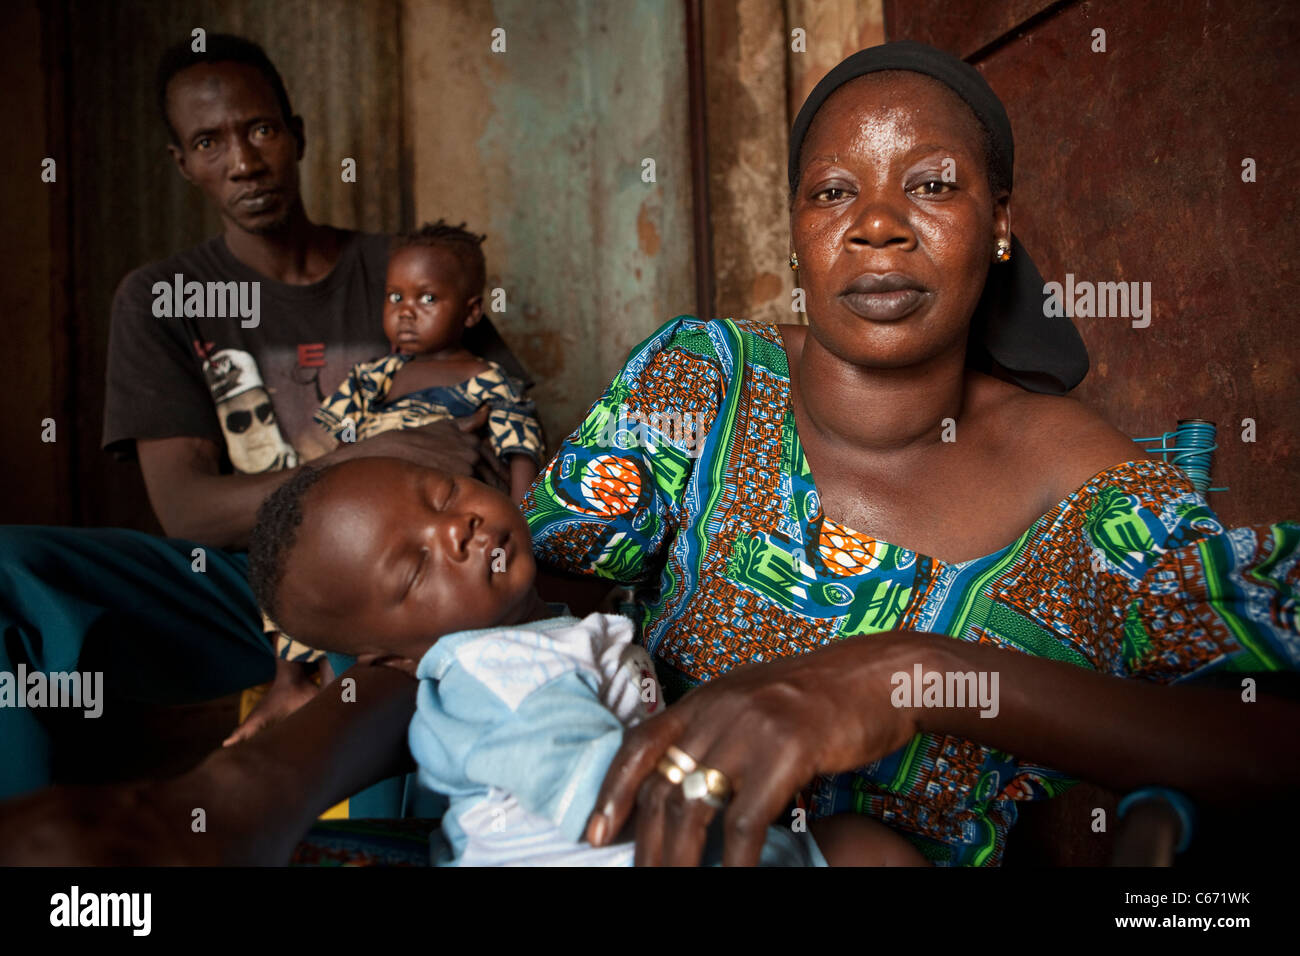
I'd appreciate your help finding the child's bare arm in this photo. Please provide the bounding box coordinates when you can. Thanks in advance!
[809,814,931,866]
[509,454,541,502]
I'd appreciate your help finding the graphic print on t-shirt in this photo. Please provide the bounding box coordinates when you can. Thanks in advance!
[104,232,530,473]
[260,341,392,462]
[201,348,300,474]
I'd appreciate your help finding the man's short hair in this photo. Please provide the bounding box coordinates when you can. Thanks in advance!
[156,33,295,146]
[392,220,488,298]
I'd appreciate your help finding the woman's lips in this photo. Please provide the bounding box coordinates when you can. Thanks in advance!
[840,288,928,321]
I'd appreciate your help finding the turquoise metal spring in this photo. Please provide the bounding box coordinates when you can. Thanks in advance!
[1132,419,1227,496]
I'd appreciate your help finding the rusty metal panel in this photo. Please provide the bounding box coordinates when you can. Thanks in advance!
[884,0,1060,58]
[891,0,1300,526]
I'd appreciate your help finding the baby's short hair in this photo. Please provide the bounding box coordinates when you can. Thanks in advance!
[247,464,335,628]
[392,219,487,298]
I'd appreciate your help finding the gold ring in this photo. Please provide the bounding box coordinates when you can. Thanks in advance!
[682,766,732,809]
[656,757,686,786]
[663,745,699,774]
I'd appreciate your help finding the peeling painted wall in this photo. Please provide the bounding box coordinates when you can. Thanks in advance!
[703,0,797,327]
[786,0,886,118]
[702,0,884,328]
[403,0,696,444]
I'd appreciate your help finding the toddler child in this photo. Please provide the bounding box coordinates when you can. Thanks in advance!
[249,221,546,681]
[246,456,929,866]
[315,220,542,503]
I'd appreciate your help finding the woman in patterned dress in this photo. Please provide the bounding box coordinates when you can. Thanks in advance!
[522,46,1300,865]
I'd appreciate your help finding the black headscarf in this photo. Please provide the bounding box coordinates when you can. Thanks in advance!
[788,41,1089,394]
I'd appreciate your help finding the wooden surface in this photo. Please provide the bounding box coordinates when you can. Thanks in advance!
[1,0,73,524]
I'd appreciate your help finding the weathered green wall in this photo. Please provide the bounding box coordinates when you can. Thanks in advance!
[404,0,696,445]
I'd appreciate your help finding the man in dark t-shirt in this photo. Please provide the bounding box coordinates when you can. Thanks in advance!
[105,229,393,469]
[106,231,527,473]
[0,35,515,802]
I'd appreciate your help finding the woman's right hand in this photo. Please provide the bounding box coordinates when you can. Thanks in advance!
[586,630,937,866]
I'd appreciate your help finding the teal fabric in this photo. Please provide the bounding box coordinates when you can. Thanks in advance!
[0,525,416,818]
[0,526,272,799]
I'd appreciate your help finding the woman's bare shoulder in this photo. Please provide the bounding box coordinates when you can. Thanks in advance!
[973,374,1157,507]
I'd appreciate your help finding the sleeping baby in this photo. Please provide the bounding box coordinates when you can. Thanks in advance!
[246,456,927,866]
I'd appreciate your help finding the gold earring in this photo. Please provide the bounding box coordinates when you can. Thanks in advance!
[789,251,799,271]
[994,238,1011,263]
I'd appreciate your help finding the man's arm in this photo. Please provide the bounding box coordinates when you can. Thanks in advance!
[138,436,299,549]
[138,407,494,550]
[0,663,417,865]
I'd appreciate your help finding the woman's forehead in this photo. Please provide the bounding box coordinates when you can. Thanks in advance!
[802,71,984,157]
